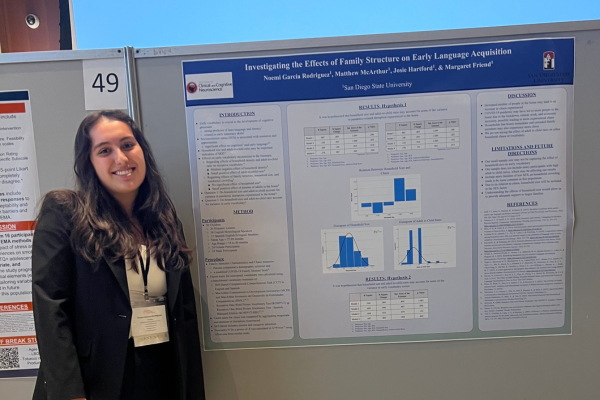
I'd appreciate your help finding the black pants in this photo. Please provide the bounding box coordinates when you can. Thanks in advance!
[120,338,179,400]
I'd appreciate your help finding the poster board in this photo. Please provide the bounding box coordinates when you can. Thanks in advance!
[134,21,600,400]
[182,37,573,349]
[0,48,128,388]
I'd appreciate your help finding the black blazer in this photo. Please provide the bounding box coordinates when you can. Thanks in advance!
[31,197,204,400]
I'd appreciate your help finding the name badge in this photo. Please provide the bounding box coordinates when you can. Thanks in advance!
[131,297,170,347]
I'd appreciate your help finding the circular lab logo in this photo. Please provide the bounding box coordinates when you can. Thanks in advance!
[186,82,197,94]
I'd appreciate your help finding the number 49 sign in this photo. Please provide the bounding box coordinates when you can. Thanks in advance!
[82,58,128,111]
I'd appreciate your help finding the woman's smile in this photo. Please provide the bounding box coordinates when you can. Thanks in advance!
[113,167,135,176]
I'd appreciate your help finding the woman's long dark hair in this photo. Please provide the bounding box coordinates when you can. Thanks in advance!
[44,110,191,271]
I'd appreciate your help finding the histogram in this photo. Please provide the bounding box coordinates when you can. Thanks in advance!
[394,223,457,270]
[333,235,369,268]
[321,227,385,273]
[401,228,442,266]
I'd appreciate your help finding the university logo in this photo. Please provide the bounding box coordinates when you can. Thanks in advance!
[185,72,234,100]
[186,82,198,94]
[543,51,555,70]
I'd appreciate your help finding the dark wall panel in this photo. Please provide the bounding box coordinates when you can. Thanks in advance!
[0,0,60,53]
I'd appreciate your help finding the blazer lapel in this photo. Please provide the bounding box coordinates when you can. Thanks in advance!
[166,267,181,312]
[103,256,130,302]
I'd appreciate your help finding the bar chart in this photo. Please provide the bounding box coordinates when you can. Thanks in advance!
[394,223,456,270]
[321,227,384,273]
[350,175,421,221]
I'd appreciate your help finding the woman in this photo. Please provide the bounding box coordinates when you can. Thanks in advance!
[31,110,204,400]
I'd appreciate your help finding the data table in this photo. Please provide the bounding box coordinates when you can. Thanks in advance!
[350,290,429,322]
[304,124,379,156]
[385,119,460,151]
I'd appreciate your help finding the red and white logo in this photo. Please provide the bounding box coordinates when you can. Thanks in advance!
[543,51,555,70]
[186,82,197,94]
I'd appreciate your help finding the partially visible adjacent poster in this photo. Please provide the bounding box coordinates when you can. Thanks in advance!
[182,38,574,350]
[0,91,40,374]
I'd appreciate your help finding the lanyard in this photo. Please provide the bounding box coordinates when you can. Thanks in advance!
[137,249,151,301]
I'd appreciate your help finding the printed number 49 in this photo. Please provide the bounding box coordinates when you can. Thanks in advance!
[92,73,119,93]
